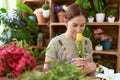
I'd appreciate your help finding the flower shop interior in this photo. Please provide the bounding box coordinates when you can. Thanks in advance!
[0,0,120,80]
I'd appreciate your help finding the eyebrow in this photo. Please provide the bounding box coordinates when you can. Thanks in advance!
[72,22,86,25]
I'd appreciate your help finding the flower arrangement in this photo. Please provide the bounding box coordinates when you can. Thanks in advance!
[17,48,92,80]
[0,42,36,77]
[93,28,112,45]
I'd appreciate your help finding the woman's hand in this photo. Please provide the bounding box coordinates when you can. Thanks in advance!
[71,57,96,76]
[71,58,87,70]
[83,61,96,76]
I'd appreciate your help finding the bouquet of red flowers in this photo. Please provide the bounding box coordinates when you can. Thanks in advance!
[0,42,36,77]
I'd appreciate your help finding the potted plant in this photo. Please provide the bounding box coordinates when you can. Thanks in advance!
[92,28,112,50]
[17,3,36,21]
[34,8,48,23]
[37,32,43,47]
[88,10,96,22]
[93,0,107,22]
[106,10,116,22]
[0,8,7,46]
[42,3,50,18]
[54,5,66,23]
[75,0,91,10]
[17,53,92,80]
[0,4,39,45]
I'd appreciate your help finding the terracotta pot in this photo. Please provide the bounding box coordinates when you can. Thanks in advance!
[0,77,7,80]
[57,12,65,23]
[36,13,47,24]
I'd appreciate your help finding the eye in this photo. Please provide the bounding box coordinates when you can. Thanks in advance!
[72,24,78,27]
[80,24,85,28]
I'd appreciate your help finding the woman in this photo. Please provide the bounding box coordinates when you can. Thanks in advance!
[43,3,96,76]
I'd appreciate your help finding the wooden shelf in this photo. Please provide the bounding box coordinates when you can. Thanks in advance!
[50,22,120,26]
[38,23,49,26]
[93,50,117,56]
[23,0,42,3]
[23,0,44,9]
[87,22,120,26]
[50,22,65,26]
[30,46,46,50]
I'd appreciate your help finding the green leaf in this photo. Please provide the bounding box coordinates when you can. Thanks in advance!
[0,8,7,14]
[17,3,33,14]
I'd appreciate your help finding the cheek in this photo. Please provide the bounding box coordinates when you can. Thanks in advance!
[68,27,76,33]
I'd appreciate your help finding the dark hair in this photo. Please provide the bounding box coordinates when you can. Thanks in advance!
[65,3,86,20]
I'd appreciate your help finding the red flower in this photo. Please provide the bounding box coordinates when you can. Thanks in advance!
[0,42,36,77]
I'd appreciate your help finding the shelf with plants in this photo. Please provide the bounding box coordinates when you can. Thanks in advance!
[23,0,50,49]
[24,0,120,72]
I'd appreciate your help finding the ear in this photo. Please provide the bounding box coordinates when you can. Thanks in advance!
[64,18,68,27]
[64,18,68,23]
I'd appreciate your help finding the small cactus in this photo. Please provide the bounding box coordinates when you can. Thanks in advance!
[37,33,43,42]
[42,4,49,10]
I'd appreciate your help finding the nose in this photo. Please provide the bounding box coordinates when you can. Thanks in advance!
[76,26,82,33]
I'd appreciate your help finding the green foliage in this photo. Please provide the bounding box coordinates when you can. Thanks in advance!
[93,0,106,13]
[106,10,116,17]
[17,71,42,80]
[42,4,49,10]
[88,10,96,17]
[30,48,49,65]
[75,0,91,10]
[0,4,39,45]
[17,61,92,80]
[0,8,7,14]
[17,3,33,15]
[83,26,90,38]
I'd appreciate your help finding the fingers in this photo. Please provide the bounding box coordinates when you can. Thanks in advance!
[83,62,96,76]
[72,58,86,61]
[70,58,87,70]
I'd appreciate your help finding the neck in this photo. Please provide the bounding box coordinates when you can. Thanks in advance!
[64,32,75,41]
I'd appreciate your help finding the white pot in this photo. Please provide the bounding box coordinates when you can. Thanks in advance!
[42,9,50,18]
[107,17,115,22]
[88,17,94,22]
[95,45,103,51]
[96,13,105,22]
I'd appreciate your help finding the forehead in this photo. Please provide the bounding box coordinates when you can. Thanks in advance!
[69,15,86,24]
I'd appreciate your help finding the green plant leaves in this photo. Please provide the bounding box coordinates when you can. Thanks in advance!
[93,0,106,13]
[17,3,33,15]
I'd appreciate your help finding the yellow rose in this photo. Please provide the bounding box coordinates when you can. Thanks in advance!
[76,33,82,42]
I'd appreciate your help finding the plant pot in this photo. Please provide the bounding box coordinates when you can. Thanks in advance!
[57,11,65,23]
[42,9,50,18]
[0,77,7,80]
[102,41,112,50]
[28,15,36,21]
[96,13,105,22]
[95,44,103,51]
[107,17,115,22]
[36,13,47,24]
[88,17,94,22]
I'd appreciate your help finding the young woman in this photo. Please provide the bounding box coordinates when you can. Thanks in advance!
[43,3,96,76]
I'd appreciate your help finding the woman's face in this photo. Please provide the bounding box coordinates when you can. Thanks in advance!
[66,15,86,40]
